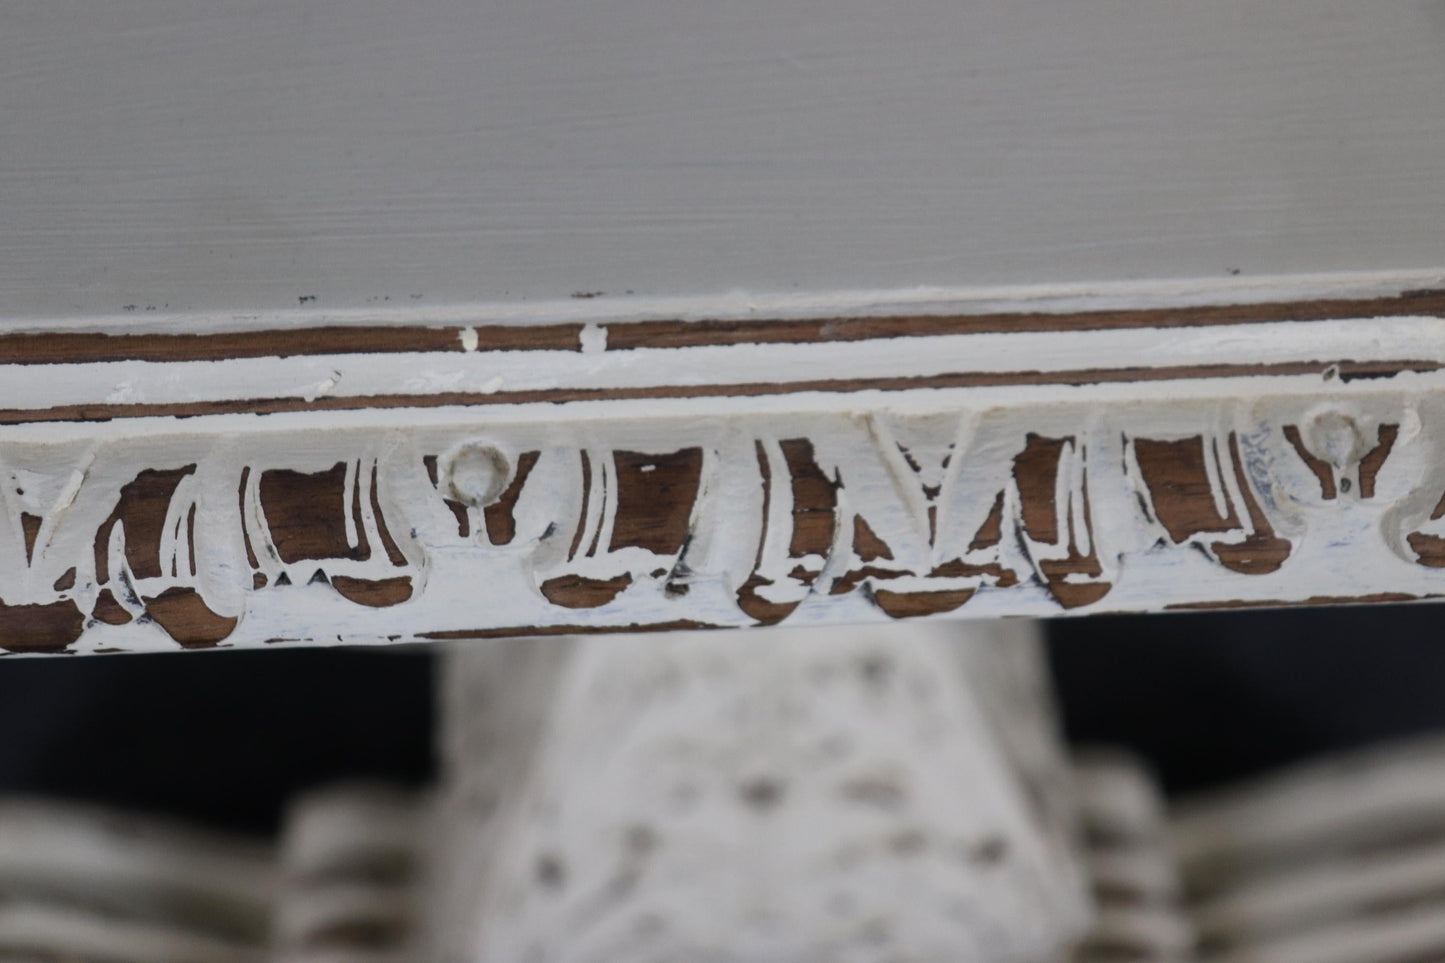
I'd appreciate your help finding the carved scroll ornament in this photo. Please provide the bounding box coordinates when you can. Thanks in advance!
[1,395,1443,653]
[3,273,1445,651]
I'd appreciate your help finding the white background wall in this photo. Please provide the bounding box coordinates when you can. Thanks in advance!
[3,1,1444,319]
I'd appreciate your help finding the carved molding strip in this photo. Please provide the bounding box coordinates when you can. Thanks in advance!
[3,271,1445,652]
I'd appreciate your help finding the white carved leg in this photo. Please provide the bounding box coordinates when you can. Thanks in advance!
[271,783,432,963]
[1172,737,1445,963]
[429,621,1090,963]
[0,799,274,961]
[1072,751,1195,962]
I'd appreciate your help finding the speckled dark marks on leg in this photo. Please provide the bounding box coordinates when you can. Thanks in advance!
[963,835,1009,867]
[739,777,786,812]
[858,653,894,693]
[839,776,906,811]
[535,853,566,890]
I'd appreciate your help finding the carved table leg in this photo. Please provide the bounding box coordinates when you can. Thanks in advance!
[0,799,273,961]
[272,783,431,962]
[428,621,1090,962]
[1071,751,1195,962]
[1172,738,1445,963]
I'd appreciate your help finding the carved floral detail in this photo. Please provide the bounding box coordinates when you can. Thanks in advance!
[3,401,1445,651]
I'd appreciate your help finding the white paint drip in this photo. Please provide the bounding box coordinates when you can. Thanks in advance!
[356,457,385,561]
[592,456,617,557]
[578,323,607,356]
[1214,433,1254,535]
[342,459,359,551]
[573,451,605,561]
[1069,442,1091,558]
[1203,432,1230,521]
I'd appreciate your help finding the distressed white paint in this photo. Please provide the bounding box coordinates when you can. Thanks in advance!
[12,311,1445,413]
[3,4,1445,319]
[0,399,1416,649]
[5,275,1445,650]
[431,622,1089,963]
[1,272,1442,414]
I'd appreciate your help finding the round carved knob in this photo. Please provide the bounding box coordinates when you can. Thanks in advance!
[445,442,511,507]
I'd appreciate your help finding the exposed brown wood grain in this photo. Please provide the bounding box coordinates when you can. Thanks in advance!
[1359,424,1399,499]
[239,467,260,568]
[369,465,407,566]
[185,505,197,577]
[1,282,1438,650]
[929,559,1017,587]
[1134,437,1240,539]
[483,451,540,545]
[1211,434,1291,575]
[0,324,583,365]
[259,464,363,563]
[7,456,424,650]
[736,439,838,623]
[0,600,85,653]
[540,574,633,609]
[332,575,415,608]
[609,448,704,555]
[424,455,472,538]
[419,619,718,640]
[735,579,799,625]
[1013,435,1067,545]
[828,565,903,597]
[1012,438,1113,608]
[91,589,132,625]
[20,514,41,564]
[2,291,1440,367]
[872,587,975,618]
[1132,434,1292,572]
[734,439,838,618]
[735,442,792,625]
[93,466,196,581]
[1168,593,1425,611]
[567,453,593,561]
[968,493,1006,551]
[852,517,894,562]
[782,440,836,560]
[1407,532,1445,567]
[600,291,1445,350]
[0,392,1428,650]
[1282,425,1336,500]
[142,586,239,649]
[1044,580,1114,611]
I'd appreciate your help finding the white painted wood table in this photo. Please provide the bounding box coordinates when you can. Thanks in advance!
[2,2,1444,959]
